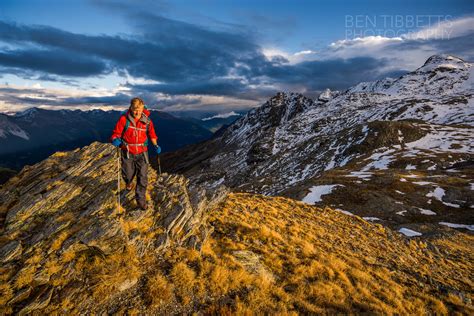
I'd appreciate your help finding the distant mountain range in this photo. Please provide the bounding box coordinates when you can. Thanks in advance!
[0,108,220,170]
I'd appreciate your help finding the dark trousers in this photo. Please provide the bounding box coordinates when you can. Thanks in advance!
[121,149,148,204]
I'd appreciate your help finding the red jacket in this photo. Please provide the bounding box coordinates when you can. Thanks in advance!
[110,108,158,154]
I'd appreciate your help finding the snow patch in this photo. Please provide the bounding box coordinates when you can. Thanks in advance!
[362,148,395,171]
[202,111,241,121]
[399,228,422,237]
[405,127,473,154]
[412,181,433,186]
[426,187,445,201]
[426,186,460,208]
[363,217,381,221]
[439,222,474,231]
[418,208,436,215]
[302,184,342,204]
[335,208,354,216]
[443,201,461,208]
[345,171,372,180]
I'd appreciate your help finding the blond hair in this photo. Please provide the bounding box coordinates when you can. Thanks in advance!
[130,97,145,109]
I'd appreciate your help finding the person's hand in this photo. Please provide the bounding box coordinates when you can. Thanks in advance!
[112,138,122,147]
[155,145,161,154]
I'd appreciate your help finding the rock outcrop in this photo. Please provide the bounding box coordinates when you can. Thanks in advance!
[0,142,227,314]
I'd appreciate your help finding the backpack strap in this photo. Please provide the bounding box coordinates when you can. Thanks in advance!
[143,117,150,147]
[121,113,151,147]
[120,115,130,140]
[137,112,151,146]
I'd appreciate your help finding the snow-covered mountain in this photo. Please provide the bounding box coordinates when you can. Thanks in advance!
[161,54,473,234]
[0,114,29,140]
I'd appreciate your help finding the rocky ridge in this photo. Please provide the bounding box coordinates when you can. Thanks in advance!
[0,142,227,314]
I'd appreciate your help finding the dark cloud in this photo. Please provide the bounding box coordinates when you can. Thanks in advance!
[60,93,132,105]
[428,33,474,61]
[0,18,263,82]
[379,33,474,62]
[0,66,81,86]
[0,47,108,77]
[0,86,61,98]
[258,57,393,90]
[126,56,400,96]
[0,84,198,110]
[128,78,248,96]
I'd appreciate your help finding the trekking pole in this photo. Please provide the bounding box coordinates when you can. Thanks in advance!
[116,147,121,211]
[157,154,162,175]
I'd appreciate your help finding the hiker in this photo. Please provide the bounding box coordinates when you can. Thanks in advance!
[110,97,161,210]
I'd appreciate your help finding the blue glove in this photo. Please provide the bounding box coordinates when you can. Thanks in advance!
[155,145,161,154]
[112,138,122,147]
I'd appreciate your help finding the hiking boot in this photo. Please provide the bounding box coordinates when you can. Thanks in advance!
[138,200,148,210]
[126,182,134,191]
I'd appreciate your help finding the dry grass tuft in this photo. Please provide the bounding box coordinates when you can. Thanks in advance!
[146,272,173,307]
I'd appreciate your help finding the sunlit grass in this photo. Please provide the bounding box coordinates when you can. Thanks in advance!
[2,192,472,314]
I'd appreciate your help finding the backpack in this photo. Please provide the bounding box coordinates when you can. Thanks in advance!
[120,110,150,147]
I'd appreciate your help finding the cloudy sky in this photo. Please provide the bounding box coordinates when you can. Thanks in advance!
[0,0,473,115]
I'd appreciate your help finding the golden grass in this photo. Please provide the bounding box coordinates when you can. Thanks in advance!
[119,216,155,236]
[146,272,173,307]
[55,211,75,223]
[0,282,13,306]
[51,231,69,251]
[44,258,62,278]
[181,192,474,315]
[4,192,473,314]
[61,247,76,263]
[14,266,36,289]
[170,262,195,305]
[89,246,142,298]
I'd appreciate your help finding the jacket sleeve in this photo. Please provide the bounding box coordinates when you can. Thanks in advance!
[110,116,126,142]
[148,119,158,142]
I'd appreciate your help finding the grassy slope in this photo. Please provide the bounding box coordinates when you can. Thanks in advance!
[2,193,472,314]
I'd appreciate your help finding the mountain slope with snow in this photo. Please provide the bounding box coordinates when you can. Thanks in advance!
[161,54,473,234]
[0,114,29,140]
